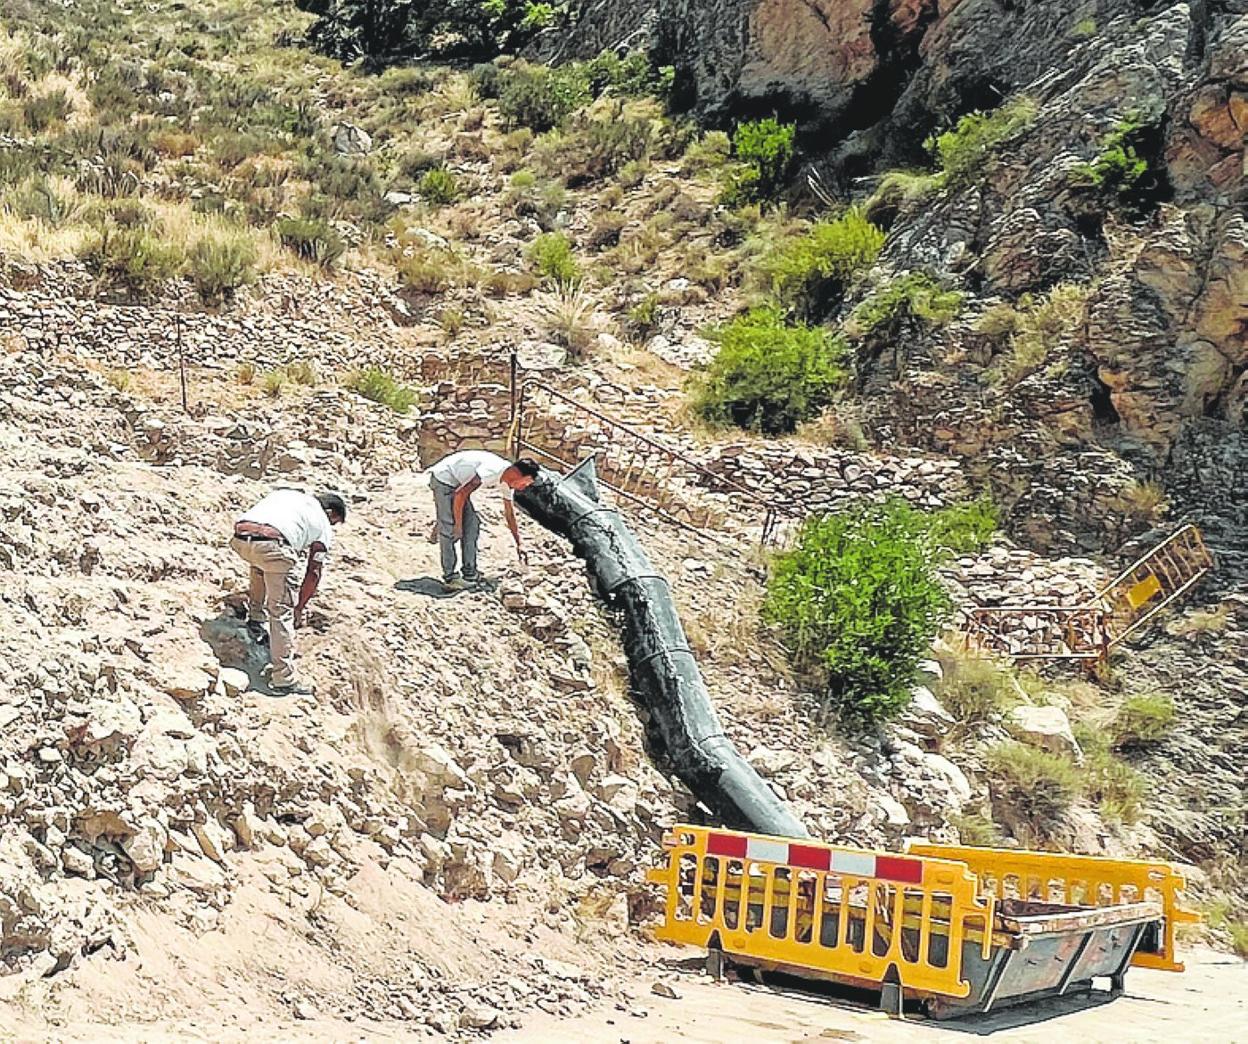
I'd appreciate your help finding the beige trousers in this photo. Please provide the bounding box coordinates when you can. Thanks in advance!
[230,536,299,686]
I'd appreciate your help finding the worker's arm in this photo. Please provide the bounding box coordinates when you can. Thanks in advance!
[504,499,526,564]
[452,476,482,538]
[295,541,327,625]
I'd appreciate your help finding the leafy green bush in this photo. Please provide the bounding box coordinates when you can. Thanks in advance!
[80,223,183,297]
[986,741,1081,826]
[188,232,257,304]
[526,231,580,288]
[847,272,963,339]
[757,207,885,321]
[557,105,656,183]
[926,97,1037,183]
[721,117,796,205]
[275,217,346,267]
[691,306,846,435]
[763,499,955,722]
[417,166,460,205]
[583,50,673,100]
[347,367,418,414]
[1111,692,1176,750]
[625,293,660,340]
[926,495,999,553]
[496,62,591,131]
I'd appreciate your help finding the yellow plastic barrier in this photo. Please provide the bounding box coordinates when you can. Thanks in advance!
[903,842,1201,972]
[646,826,996,1000]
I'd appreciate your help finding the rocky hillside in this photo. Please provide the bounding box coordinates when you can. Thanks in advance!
[1,0,1245,1035]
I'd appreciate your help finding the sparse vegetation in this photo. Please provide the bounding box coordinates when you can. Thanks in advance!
[864,170,944,228]
[417,166,460,205]
[1206,900,1248,959]
[1171,603,1231,639]
[275,217,345,268]
[690,306,846,435]
[1111,692,1176,750]
[188,231,257,304]
[986,741,1081,829]
[1113,478,1167,520]
[763,499,956,723]
[261,369,286,397]
[540,289,597,361]
[285,359,317,386]
[926,97,1037,183]
[846,272,963,340]
[938,657,1020,722]
[926,495,999,553]
[977,283,1090,385]
[721,118,796,205]
[756,208,886,321]
[347,367,418,414]
[80,222,183,298]
[1071,114,1166,215]
[526,231,580,289]
[951,811,1004,846]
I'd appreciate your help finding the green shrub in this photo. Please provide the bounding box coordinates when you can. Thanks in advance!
[80,223,183,297]
[864,170,944,228]
[1082,745,1148,825]
[951,811,1004,846]
[1206,900,1248,960]
[275,217,345,267]
[986,741,1081,827]
[757,207,885,321]
[583,50,672,99]
[721,117,796,204]
[926,495,999,554]
[847,272,963,339]
[691,306,846,435]
[417,166,459,205]
[188,232,257,304]
[557,105,656,182]
[1071,115,1166,215]
[763,500,955,722]
[347,367,418,414]
[496,62,591,132]
[926,96,1037,183]
[625,293,660,340]
[261,370,286,397]
[980,283,1090,385]
[22,89,71,132]
[938,658,1019,722]
[285,360,318,386]
[526,231,580,288]
[682,130,732,174]
[1111,692,1176,749]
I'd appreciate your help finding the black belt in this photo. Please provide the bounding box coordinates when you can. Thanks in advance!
[235,531,286,543]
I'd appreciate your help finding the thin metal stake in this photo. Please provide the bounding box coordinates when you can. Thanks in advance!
[176,313,189,414]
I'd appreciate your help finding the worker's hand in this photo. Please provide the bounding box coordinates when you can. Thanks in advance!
[452,525,462,541]
[516,546,528,566]
[294,607,307,630]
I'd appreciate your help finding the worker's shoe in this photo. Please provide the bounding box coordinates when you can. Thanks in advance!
[246,620,269,645]
[441,576,469,592]
[270,679,314,696]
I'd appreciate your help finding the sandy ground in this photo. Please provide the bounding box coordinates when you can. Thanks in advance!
[504,945,1246,1044]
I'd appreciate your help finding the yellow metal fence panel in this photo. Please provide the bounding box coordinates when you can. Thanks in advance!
[903,842,1200,972]
[646,826,996,999]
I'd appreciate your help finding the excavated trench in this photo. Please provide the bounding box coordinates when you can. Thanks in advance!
[515,457,808,839]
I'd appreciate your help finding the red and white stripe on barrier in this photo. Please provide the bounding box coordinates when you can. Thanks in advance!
[705,832,924,884]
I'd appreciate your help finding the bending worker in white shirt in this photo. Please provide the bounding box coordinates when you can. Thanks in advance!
[428,451,539,591]
[231,489,347,694]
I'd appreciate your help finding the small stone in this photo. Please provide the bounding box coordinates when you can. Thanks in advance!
[293,999,319,1020]
[458,1002,501,1029]
[650,980,681,1000]
[217,667,250,696]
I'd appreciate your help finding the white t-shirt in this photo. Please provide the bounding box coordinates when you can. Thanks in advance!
[430,450,514,501]
[239,490,334,556]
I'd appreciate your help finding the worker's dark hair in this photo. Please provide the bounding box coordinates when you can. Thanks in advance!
[511,458,541,478]
[318,492,348,522]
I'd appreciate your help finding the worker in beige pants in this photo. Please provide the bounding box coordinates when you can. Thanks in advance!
[231,489,346,695]
[229,535,301,687]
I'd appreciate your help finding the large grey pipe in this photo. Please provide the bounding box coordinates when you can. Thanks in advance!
[516,458,808,839]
